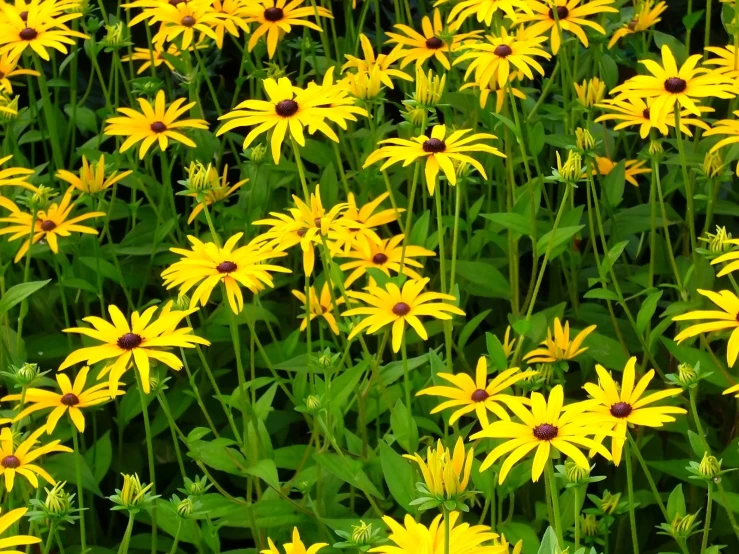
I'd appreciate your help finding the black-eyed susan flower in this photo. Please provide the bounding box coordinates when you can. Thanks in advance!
[0,426,71,491]
[211,0,251,49]
[523,318,596,364]
[574,77,606,108]
[3,366,121,434]
[709,242,739,276]
[611,45,735,128]
[340,192,403,247]
[56,155,132,196]
[262,528,327,554]
[0,154,35,191]
[673,289,739,366]
[183,162,247,224]
[59,303,211,393]
[462,75,526,112]
[218,73,366,164]
[442,0,533,27]
[363,125,505,194]
[343,277,465,353]
[243,0,332,59]
[595,96,712,138]
[608,0,667,48]
[147,2,224,49]
[705,45,739,78]
[0,52,37,93]
[471,385,611,483]
[121,44,181,75]
[162,233,290,314]
[581,356,685,466]
[404,437,474,505]
[0,508,40,552]
[515,0,618,54]
[291,282,343,335]
[0,189,105,263]
[104,90,208,159]
[339,234,434,288]
[417,356,536,427]
[704,112,739,176]
[454,28,550,89]
[342,34,412,89]
[591,156,651,187]
[385,8,483,70]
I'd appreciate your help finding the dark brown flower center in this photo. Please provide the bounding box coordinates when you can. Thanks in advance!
[372,252,388,265]
[181,15,196,27]
[61,393,80,406]
[425,36,444,49]
[19,27,37,40]
[548,6,569,19]
[19,10,28,21]
[664,77,687,94]
[628,18,638,30]
[533,423,559,441]
[392,302,411,316]
[169,0,185,5]
[494,44,513,58]
[422,138,446,153]
[275,99,299,117]
[264,7,284,21]
[297,228,307,237]
[471,389,489,402]
[313,217,322,227]
[40,219,56,231]
[642,108,650,119]
[610,402,633,418]
[150,121,167,133]
[1,455,20,469]
[117,332,143,350]
[216,260,237,273]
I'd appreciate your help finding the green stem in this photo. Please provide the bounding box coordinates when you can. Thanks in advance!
[574,485,581,551]
[443,505,451,554]
[400,334,413,452]
[226,298,249,448]
[31,54,63,170]
[398,163,421,274]
[545,460,564,546]
[116,512,135,554]
[42,523,56,554]
[627,433,668,519]
[701,484,713,554]
[169,519,183,554]
[625,440,640,554]
[674,110,697,256]
[134,370,157,554]
[71,426,87,553]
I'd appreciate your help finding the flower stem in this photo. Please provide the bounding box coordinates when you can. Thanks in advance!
[42,522,56,554]
[169,519,183,554]
[545,460,564,546]
[116,512,135,554]
[701,483,713,554]
[627,433,668,519]
[624,440,640,554]
[400,334,414,452]
[133,370,157,554]
[674,110,697,256]
[442,504,451,554]
[574,485,581,551]
[70,425,87,554]
[398,162,421,274]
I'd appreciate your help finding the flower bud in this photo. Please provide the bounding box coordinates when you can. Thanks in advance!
[557,150,583,182]
[702,150,724,178]
[186,162,218,192]
[415,68,446,108]
[575,128,595,152]
[648,140,663,156]
[574,77,605,107]
[248,143,268,163]
[183,475,208,497]
[677,363,697,387]
[305,395,321,412]
[104,22,125,46]
[564,458,590,483]
[16,363,40,384]
[669,512,700,539]
[176,496,195,517]
[29,185,57,211]
[0,94,19,121]
[699,226,733,254]
[698,453,721,480]
[581,513,600,537]
[404,106,426,127]
[117,473,153,509]
[600,491,621,515]
[173,295,192,311]
[44,482,73,516]
[351,520,373,545]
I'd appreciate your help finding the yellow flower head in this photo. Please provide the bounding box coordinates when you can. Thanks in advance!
[413,67,447,109]
[442,0,533,26]
[341,65,384,100]
[523,317,596,364]
[0,508,40,552]
[291,282,344,335]
[118,473,154,509]
[574,77,606,108]
[342,33,412,90]
[262,527,328,554]
[0,426,72,491]
[608,0,667,48]
[404,437,474,500]
[700,225,733,254]
[341,192,403,247]
[0,52,38,93]
[56,155,132,195]
[592,156,651,187]
[184,164,248,224]
[595,96,712,138]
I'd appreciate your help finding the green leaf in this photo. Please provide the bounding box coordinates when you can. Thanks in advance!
[603,160,626,207]
[84,431,112,484]
[390,400,419,454]
[667,484,686,520]
[653,32,687,65]
[636,291,663,334]
[145,499,201,544]
[600,54,619,89]
[661,338,730,388]
[328,360,367,410]
[458,309,491,351]
[379,441,414,512]
[682,9,704,30]
[409,210,431,247]
[530,121,545,157]
[0,280,51,316]
[485,332,509,371]
[535,225,584,258]
[536,526,560,554]
[243,459,281,490]
[583,288,619,301]
[482,212,534,236]
[187,439,246,476]
[455,261,509,299]
[497,522,538,554]
[314,452,384,500]
[43,452,103,496]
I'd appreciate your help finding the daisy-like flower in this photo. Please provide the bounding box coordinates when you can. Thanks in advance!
[611,45,736,128]
[582,356,685,465]
[122,44,183,75]
[0,426,71,491]
[0,2,88,61]
[342,34,412,90]
[591,156,651,187]
[514,0,618,54]
[104,90,208,159]
[363,125,505,194]
[343,277,465,352]
[0,154,35,191]
[417,356,536,427]
[385,8,483,70]
[462,74,526,112]
[471,385,611,483]
[0,508,40,553]
[0,189,105,263]
[217,73,366,164]
[442,0,533,27]
[673,289,739,366]
[608,0,667,48]
[703,112,739,176]
[291,282,343,335]
[340,192,403,248]
[162,233,290,314]
[211,0,251,49]
[262,528,327,554]
[59,303,211,393]
[338,234,435,288]
[595,96,712,138]
[243,0,332,58]
[56,155,132,196]
[0,52,38,93]
[403,437,474,501]
[523,317,596,364]
[574,77,606,107]
[705,45,739,79]
[454,28,551,89]
[3,366,121,434]
[370,512,505,554]
[184,163,248,224]
[140,2,224,49]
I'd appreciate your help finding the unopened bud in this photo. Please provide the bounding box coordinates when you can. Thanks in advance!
[699,453,721,480]
[600,491,621,515]
[564,459,590,483]
[575,128,595,152]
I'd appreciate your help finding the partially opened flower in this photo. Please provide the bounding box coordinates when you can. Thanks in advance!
[0,52,38,93]
[417,356,536,427]
[704,112,739,175]
[56,155,132,195]
[608,0,667,48]
[262,528,327,554]
[523,317,596,364]
[705,45,739,78]
[184,163,248,224]
[403,437,474,503]
[343,34,412,90]
[591,156,651,187]
[0,154,36,191]
[0,508,40,553]
[291,282,344,335]
[0,426,72,491]
[595,96,712,138]
[574,77,606,107]
[340,192,403,248]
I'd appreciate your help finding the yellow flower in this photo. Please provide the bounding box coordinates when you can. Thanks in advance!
[161,232,290,314]
[0,154,35,191]
[705,44,739,78]
[262,528,327,554]
[403,437,474,499]
[56,155,132,195]
[338,234,434,288]
[0,508,40,553]
[104,90,209,159]
[502,326,515,358]
[341,66,384,100]
[412,67,447,108]
[523,317,596,364]
[59,303,211,393]
[342,34,412,89]
[673,289,739,366]
[611,45,735,129]
[462,75,526,112]
[515,0,618,54]
[556,150,584,182]
[703,111,739,174]
[144,2,223,49]
[0,52,38,93]
[341,192,403,247]
[574,77,606,107]
[0,189,105,263]
[121,44,183,75]
[702,151,726,179]
[0,426,72,491]
[117,473,154,509]
[471,385,611,483]
[595,96,712,138]
[591,156,651,187]
[211,0,251,49]
[417,356,536,427]
[363,125,505,195]
[217,73,366,163]
[582,356,685,465]
[184,163,248,224]
[386,8,483,70]
[608,0,667,48]
[3,366,121,434]
[343,277,465,352]
[291,282,343,335]
[243,0,332,58]
[443,0,533,27]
